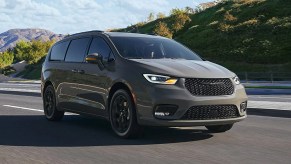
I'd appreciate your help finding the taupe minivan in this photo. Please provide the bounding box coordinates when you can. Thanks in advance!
[41,31,248,138]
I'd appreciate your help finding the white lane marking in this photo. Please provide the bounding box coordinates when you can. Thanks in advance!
[3,105,42,112]
[0,83,40,86]
[0,88,40,93]
[2,105,77,115]
[248,101,291,111]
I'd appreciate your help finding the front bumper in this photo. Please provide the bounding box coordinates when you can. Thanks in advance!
[133,79,248,127]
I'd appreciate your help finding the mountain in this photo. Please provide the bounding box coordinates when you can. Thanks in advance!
[114,0,291,72]
[0,28,64,52]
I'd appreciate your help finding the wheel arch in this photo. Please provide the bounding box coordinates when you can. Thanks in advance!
[107,81,137,112]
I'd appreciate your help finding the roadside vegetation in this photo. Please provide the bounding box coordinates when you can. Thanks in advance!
[114,0,291,73]
[0,40,54,78]
[0,0,290,79]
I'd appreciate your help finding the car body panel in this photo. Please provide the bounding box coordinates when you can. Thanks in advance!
[41,31,248,127]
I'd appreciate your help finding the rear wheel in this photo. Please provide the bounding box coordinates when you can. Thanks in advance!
[110,89,141,138]
[205,124,233,133]
[43,85,64,121]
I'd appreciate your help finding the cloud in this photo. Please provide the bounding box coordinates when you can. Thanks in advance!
[112,0,169,11]
[0,0,6,7]
[0,13,10,22]
[61,0,101,10]
[2,0,60,16]
[0,0,202,34]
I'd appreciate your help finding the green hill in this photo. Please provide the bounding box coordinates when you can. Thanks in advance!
[114,0,291,73]
[10,0,291,80]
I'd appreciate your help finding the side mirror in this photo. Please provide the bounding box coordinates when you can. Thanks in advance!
[86,53,103,64]
[86,53,104,70]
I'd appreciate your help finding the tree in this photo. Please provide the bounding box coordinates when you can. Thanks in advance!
[13,40,31,62]
[0,51,14,69]
[153,21,173,39]
[147,12,155,22]
[171,12,191,32]
[27,40,54,64]
[157,12,166,19]
[170,8,186,16]
[13,40,55,64]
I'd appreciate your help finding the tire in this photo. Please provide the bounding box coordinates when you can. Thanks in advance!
[43,85,64,121]
[206,124,233,133]
[109,89,141,138]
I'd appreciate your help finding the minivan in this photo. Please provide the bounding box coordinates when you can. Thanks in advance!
[41,31,248,138]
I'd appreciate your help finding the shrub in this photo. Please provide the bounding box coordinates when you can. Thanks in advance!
[171,13,191,32]
[154,22,173,38]
[236,18,259,27]
[157,12,166,19]
[224,11,237,22]
[0,51,14,69]
[219,23,233,32]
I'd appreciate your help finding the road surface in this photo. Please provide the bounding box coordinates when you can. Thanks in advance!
[0,82,290,164]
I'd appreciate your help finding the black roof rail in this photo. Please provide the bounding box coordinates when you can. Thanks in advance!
[65,30,104,38]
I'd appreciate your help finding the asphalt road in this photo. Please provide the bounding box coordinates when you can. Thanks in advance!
[0,84,291,163]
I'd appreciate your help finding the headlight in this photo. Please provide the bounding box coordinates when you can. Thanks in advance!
[232,76,240,85]
[143,74,178,85]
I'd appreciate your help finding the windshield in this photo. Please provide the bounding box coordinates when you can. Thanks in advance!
[111,36,202,60]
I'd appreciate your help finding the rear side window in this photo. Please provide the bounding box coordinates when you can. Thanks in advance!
[65,38,91,62]
[88,37,111,61]
[50,41,70,61]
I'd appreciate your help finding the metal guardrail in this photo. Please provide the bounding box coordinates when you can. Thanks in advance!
[237,72,291,83]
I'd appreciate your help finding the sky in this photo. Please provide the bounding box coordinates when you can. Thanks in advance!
[0,0,213,34]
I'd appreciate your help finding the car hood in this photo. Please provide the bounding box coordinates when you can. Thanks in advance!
[130,59,235,78]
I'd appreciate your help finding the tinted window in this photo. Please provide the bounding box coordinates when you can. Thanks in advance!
[50,41,69,61]
[111,37,202,60]
[65,38,91,62]
[88,37,111,61]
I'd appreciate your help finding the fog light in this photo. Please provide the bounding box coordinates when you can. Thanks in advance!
[154,105,178,119]
[240,101,247,113]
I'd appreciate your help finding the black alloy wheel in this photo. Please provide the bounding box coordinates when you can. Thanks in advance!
[43,85,64,121]
[110,89,141,138]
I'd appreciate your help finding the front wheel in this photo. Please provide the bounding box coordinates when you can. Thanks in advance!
[205,124,233,133]
[110,89,141,138]
[43,85,64,121]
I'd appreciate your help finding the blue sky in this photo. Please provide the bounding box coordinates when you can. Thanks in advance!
[0,0,212,34]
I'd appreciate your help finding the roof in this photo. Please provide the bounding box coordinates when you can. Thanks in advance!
[60,31,163,43]
[64,30,103,38]
[104,32,161,38]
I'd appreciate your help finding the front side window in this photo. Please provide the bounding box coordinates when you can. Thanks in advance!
[65,38,91,62]
[50,41,70,61]
[88,37,111,61]
[110,37,202,60]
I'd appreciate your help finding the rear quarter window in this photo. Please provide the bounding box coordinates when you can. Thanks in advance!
[50,41,70,61]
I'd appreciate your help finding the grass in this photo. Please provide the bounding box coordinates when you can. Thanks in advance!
[16,62,42,80]
[115,0,291,73]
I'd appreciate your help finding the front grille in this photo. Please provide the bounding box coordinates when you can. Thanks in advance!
[185,78,234,96]
[181,105,239,120]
